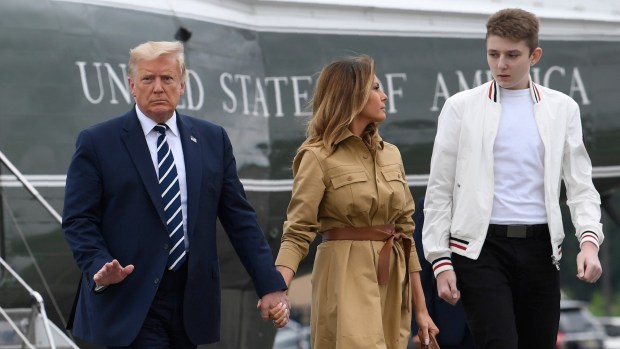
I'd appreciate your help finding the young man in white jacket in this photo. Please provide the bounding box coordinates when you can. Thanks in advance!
[422,8,603,349]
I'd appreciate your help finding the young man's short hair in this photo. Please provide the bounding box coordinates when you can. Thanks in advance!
[486,8,539,54]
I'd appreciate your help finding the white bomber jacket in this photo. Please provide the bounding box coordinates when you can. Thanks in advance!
[422,79,603,277]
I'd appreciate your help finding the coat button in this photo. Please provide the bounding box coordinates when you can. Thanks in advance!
[154,278,160,284]
[347,176,352,181]
[163,243,169,250]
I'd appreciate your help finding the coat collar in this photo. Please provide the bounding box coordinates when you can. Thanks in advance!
[487,76,542,104]
[332,128,385,150]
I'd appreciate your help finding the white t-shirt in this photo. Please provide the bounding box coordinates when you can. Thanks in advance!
[490,88,547,224]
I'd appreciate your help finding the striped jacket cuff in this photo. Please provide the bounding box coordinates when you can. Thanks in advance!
[579,231,600,250]
[431,257,453,278]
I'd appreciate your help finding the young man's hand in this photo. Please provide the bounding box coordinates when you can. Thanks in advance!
[436,270,460,305]
[576,241,602,283]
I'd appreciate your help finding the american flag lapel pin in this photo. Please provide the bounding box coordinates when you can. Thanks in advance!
[190,135,197,143]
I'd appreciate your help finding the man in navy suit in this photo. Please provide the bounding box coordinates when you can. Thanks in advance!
[62,41,289,349]
[411,198,475,349]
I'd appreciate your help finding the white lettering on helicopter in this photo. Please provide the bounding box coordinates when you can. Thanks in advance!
[431,66,590,111]
[75,61,588,117]
[75,61,204,110]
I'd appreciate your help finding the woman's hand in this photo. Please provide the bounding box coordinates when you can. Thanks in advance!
[269,302,290,328]
[410,272,439,346]
[414,310,439,348]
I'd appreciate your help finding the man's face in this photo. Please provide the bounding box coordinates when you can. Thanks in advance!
[486,35,541,90]
[129,54,185,123]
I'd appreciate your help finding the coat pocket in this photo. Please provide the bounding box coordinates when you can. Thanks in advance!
[326,168,369,216]
[330,170,368,189]
[380,169,407,209]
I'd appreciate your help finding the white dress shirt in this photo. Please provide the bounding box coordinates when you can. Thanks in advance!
[136,106,189,248]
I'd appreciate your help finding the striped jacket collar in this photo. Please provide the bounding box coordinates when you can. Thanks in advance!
[487,76,542,104]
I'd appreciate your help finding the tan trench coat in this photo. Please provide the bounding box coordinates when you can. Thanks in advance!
[276,130,421,349]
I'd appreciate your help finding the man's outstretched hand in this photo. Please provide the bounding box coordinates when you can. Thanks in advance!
[93,259,134,287]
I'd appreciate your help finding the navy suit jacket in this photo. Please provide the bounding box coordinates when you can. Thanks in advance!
[412,198,472,347]
[62,108,286,346]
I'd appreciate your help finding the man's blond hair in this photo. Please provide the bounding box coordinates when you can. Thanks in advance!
[128,41,186,80]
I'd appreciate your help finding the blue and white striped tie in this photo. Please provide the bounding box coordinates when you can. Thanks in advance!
[155,123,186,271]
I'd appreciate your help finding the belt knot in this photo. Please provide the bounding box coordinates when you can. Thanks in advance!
[322,224,412,311]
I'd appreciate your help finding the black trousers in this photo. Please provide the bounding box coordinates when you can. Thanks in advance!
[452,225,560,349]
[110,262,195,349]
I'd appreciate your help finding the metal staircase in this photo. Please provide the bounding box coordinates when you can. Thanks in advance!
[0,150,78,349]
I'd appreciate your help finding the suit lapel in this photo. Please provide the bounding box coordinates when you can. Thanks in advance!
[177,114,202,236]
[121,110,167,225]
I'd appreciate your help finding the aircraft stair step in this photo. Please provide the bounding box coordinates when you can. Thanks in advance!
[0,307,77,349]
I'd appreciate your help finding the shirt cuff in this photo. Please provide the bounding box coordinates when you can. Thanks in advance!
[431,257,454,278]
[275,248,303,275]
[579,231,600,250]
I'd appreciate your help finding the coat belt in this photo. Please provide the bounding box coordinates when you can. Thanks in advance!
[322,224,412,311]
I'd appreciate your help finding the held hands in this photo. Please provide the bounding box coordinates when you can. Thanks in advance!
[257,291,290,328]
[436,269,460,305]
[576,241,602,283]
[268,302,290,328]
[93,259,134,287]
[255,266,295,327]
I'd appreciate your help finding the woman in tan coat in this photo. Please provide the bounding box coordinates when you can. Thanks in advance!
[275,55,438,349]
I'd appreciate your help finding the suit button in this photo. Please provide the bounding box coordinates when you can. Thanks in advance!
[163,243,169,250]
[154,278,160,284]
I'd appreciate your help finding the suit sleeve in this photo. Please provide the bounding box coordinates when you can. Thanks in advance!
[215,127,287,297]
[62,130,113,289]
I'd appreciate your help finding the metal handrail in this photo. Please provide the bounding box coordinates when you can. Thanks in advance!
[0,150,62,224]
[0,149,67,348]
[0,258,55,349]
[0,306,36,349]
